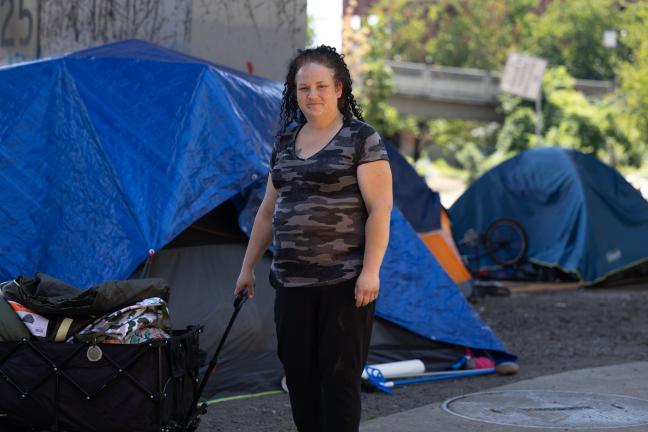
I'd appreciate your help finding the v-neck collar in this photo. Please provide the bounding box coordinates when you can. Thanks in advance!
[292,121,346,161]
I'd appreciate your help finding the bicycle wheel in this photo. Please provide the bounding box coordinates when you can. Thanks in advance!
[484,218,528,267]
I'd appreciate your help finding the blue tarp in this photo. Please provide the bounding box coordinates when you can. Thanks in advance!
[449,147,648,283]
[0,40,280,286]
[0,40,512,357]
[385,141,442,232]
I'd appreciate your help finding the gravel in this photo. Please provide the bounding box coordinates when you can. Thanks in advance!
[197,285,648,432]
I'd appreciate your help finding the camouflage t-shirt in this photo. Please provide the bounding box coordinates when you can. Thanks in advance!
[269,119,389,288]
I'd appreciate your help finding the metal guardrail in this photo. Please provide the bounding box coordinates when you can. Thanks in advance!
[388,60,500,104]
[387,60,614,104]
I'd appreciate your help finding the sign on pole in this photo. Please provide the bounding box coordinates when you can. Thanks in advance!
[500,53,548,101]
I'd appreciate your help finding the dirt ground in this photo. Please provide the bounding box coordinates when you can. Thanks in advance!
[198,284,648,432]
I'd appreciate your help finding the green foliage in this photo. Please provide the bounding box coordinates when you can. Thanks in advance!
[427,65,640,177]
[370,0,431,62]
[617,1,648,157]
[426,119,500,181]
[496,66,640,167]
[353,15,398,135]
[522,0,631,80]
[371,0,632,79]
[543,68,606,152]
[496,107,537,153]
[350,13,419,138]
[306,15,315,48]
[368,0,633,79]
[426,0,535,70]
[371,0,535,69]
[357,0,647,176]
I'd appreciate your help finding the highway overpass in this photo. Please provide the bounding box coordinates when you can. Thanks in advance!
[386,60,614,122]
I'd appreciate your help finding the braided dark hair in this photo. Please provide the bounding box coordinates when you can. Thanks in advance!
[279,45,363,132]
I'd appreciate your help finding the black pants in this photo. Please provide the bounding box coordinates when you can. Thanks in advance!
[274,278,375,432]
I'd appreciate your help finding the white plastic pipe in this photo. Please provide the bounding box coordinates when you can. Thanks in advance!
[361,359,425,380]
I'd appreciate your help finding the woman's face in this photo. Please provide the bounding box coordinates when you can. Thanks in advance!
[295,62,342,121]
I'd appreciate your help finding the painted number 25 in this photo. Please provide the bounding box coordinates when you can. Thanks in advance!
[1,0,33,47]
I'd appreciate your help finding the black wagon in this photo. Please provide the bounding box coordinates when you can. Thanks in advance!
[0,290,248,432]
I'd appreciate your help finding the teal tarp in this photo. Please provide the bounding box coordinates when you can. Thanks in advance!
[449,147,648,283]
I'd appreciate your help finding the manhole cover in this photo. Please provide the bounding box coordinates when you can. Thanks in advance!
[442,390,648,429]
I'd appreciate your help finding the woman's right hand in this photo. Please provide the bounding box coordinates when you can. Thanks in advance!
[235,269,255,299]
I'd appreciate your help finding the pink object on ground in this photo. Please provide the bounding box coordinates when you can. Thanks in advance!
[474,356,496,369]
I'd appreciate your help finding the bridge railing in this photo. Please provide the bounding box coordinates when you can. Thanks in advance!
[386,60,613,102]
[388,60,500,104]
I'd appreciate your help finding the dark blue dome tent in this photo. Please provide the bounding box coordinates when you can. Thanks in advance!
[449,147,648,284]
[0,40,515,398]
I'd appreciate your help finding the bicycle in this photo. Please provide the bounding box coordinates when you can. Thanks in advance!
[458,218,528,273]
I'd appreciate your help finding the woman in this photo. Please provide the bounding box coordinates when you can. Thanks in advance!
[235,45,392,431]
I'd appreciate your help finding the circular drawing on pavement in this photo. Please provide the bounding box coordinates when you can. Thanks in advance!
[442,390,648,429]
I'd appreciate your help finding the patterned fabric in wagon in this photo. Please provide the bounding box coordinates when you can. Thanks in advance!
[70,297,171,344]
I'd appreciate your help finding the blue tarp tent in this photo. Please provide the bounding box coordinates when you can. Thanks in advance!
[0,39,279,285]
[0,40,513,393]
[449,147,648,283]
[384,141,442,232]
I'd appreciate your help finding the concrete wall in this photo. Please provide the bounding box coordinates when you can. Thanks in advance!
[192,0,306,80]
[0,0,306,81]
[0,0,39,64]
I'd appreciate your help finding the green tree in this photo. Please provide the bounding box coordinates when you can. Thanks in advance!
[357,0,647,175]
[371,0,431,63]
[522,0,632,80]
[617,1,648,158]
[369,0,535,69]
[426,119,499,181]
[343,8,417,140]
[306,15,315,48]
[370,0,632,78]
[496,67,640,167]
[425,0,535,70]
[496,106,537,153]
[356,16,398,135]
